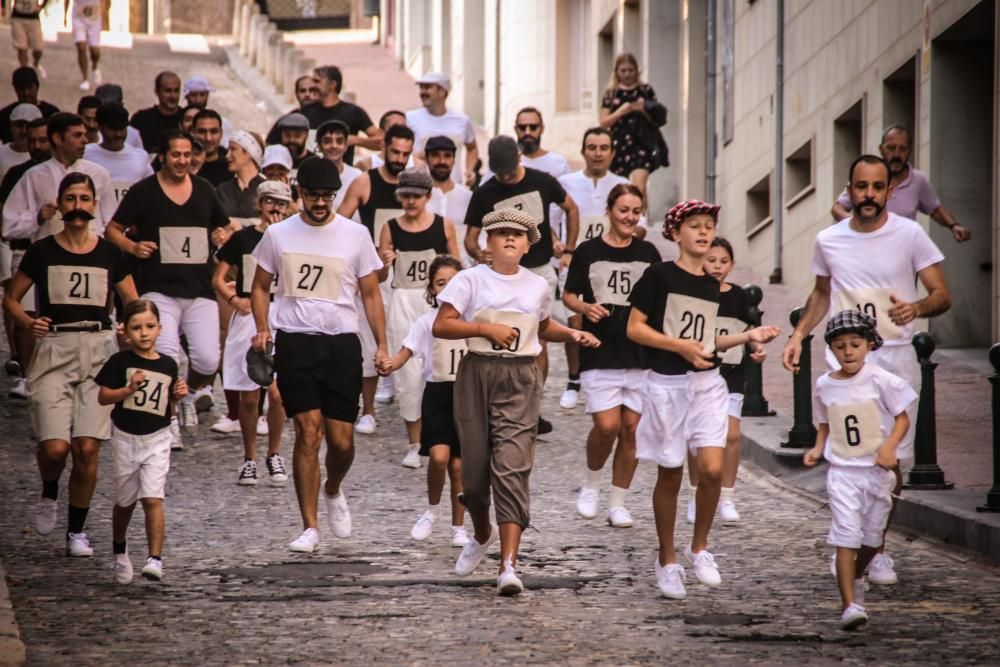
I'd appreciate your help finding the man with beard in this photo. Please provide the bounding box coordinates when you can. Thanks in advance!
[265,75,320,146]
[356,110,413,172]
[337,123,414,435]
[276,112,312,171]
[192,109,231,187]
[0,67,59,143]
[130,72,182,154]
[301,65,381,166]
[76,96,101,144]
[316,120,361,212]
[251,156,389,553]
[183,76,234,146]
[424,136,472,264]
[406,73,478,186]
[84,103,154,206]
[831,126,970,243]
[783,154,951,588]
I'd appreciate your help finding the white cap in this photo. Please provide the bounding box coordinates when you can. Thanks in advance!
[10,103,41,123]
[260,144,293,171]
[415,72,450,92]
[229,130,263,166]
[183,76,214,95]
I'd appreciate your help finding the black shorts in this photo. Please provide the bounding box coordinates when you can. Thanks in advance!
[275,331,362,422]
[419,381,460,457]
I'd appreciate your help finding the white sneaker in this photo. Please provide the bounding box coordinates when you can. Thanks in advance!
[141,557,163,581]
[113,554,133,584]
[868,553,898,585]
[451,526,470,547]
[35,498,57,535]
[497,559,524,596]
[718,500,741,523]
[576,487,598,519]
[169,418,183,451]
[79,80,90,91]
[684,545,721,587]
[289,527,319,553]
[455,525,498,575]
[237,459,258,486]
[8,378,27,399]
[607,506,634,528]
[401,444,421,469]
[355,414,376,435]
[375,377,394,403]
[210,416,240,434]
[92,68,102,85]
[410,509,437,541]
[686,498,696,524]
[840,602,868,630]
[193,385,214,412]
[655,560,687,599]
[66,532,94,557]
[559,385,580,409]
[256,416,269,435]
[35,64,47,80]
[324,486,351,538]
[265,454,288,485]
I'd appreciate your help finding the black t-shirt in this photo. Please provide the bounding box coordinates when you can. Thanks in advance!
[300,100,374,165]
[129,106,181,153]
[464,167,566,268]
[717,283,751,394]
[18,235,131,326]
[627,261,721,375]
[197,147,232,186]
[96,350,179,435]
[564,236,661,371]
[0,100,59,143]
[216,174,264,218]
[113,174,229,299]
[215,225,265,297]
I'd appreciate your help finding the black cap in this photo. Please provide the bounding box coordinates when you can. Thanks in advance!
[488,135,519,173]
[425,135,457,154]
[94,83,124,105]
[296,156,342,191]
[96,103,129,130]
[12,67,38,88]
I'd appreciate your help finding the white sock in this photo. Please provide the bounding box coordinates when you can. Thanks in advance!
[427,503,440,516]
[585,468,602,490]
[720,486,735,501]
[409,442,420,450]
[608,485,627,509]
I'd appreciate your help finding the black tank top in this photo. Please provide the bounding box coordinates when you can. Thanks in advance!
[358,168,402,242]
[388,214,448,289]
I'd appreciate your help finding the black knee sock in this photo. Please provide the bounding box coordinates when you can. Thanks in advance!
[42,480,58,500]
[67,504,89,534]
[113,540,126,555]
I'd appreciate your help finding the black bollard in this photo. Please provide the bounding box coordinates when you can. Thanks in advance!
[904,332,953,489]
[977,344,1000,512]
[783,307,816,448]
[741,284,775,417]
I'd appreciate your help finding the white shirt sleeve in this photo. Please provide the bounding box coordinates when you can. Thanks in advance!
[354,230,384,279]
[812,376,829,424]
[909,225,945,274]
[2,169,40,240]
[401,314,429,357]
[462,118,476,146]
[94,169,116,235]
[252,226,277,275]
[810,233,830,277]
[437,270,472,316]
[876,367,918,418]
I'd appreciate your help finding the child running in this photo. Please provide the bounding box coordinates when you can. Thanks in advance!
[382,255,470,547]
[433,208,600,596]
[96,299,187,584]
[804,310,915,630]
[626,200,779,599]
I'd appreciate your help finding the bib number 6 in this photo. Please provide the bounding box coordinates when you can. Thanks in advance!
[844,414,861,447]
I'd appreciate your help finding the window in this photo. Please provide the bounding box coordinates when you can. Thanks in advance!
[784,139,813,206]
[746,172,772,235]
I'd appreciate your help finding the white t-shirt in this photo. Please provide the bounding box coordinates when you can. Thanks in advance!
[401,309,469,383]
[811,213,945,347]
[429,184,471,230]
[405,107,476,184]
[558,169,648,243]
[333,163,362,213]
[437,263,552,358]
[813,363,917,467]
[253,213,383,336]
[84,143,155,206]
[0,144,28,183]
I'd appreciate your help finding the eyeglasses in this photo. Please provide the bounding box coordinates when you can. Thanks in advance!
[301,190,335,202]
[515,123,540,132]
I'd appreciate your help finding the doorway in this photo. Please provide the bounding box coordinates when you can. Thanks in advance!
[882,55,918,158]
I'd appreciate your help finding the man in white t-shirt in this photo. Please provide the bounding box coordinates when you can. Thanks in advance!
[251,156,389,554]
[782,154,950,586]
[0,103,39,182]
[406,73,478,186]
[84,103,154,206]
[425,135,473,262]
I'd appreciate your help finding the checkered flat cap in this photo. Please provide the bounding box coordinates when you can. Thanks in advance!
[482,208,542,245]
[663,199,721,238]
[824,309,884,350]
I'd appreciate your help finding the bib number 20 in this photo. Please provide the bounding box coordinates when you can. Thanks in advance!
[679,310,706,341]
[491,327,522,353]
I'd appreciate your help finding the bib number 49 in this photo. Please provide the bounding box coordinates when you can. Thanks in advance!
[405,259,429,284]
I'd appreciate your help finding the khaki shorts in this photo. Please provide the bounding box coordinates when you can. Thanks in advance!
[112,425,172,506]
[11,18,43,52]
[27,328,117,442]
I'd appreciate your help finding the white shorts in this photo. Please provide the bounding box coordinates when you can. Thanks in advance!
[72,15,101,46]
[0,240,11,283]
[826,464,895,549]
[580,368,647,414]
[355,293,377,378]
[143,293,220,376]
[728,392,744,420]
[222,310,259,391]
[826,343,918,459]
[636,368,729,469]
[111,425,172,506]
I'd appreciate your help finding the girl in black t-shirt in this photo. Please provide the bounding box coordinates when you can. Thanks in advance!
[626,200,779,600]
[3,173,137,559]
[563,184,661,528]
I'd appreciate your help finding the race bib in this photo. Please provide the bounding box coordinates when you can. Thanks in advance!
[392,249,437,289]
[589,260,649,307]
[581,215,607,241]
[373,209,404,246]
[159,227,209,264]
[123,368,172,417]
[111,181,132,204]
[430,338,468,382]
[716,316,749,365]
[281,252,344,301]
[833,287,904,341]
[494,191,544,225]
[663,294,719,354]
[46,265,108,307]
[827,401,883,458]
[467,309,539,357]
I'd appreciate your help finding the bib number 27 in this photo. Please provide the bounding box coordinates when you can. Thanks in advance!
[297,264,324,291]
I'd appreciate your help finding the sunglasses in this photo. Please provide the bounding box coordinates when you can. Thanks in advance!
[515,123,540,132]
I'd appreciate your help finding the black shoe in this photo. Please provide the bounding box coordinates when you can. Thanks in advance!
[537,416,553,435]
[4,358,22,377]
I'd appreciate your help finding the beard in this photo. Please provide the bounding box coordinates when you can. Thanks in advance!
[517,136,539,154]
[385,160,407,176]
[430,164,452,182]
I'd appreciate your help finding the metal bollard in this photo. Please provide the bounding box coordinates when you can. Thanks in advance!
[783,307,816,448]
[977,344,1000,511]
[741,284,774,417]
[904,332,953,489]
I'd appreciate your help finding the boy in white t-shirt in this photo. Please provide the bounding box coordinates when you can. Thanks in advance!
[804,310,916,631]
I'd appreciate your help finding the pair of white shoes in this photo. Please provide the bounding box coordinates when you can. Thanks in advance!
[576,487,633,528]
[686,497,741,524]
[655,546,722,600]
[410,509,470,546]
[288,484,351,553]
[452,525,524,596]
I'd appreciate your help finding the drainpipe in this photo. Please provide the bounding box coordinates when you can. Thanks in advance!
[705,0,717,201]
[769,0,784,285]
[493,0,502,137]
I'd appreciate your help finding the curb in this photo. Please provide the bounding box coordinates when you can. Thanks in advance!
[221,43,293,121]
[0,565,25,667]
